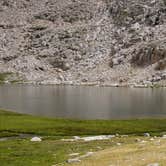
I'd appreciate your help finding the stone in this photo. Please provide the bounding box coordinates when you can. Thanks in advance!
[73,136,80,140]
[74,54,82,61]
[162,135,166,139]
[69,153,80,157]
[80,135,115,141]
[112,56,124,66]
[63,63,70,71]
[144,133,150,137]
[30,137,42,142]
[131,22,141,31]
[79,152,94,159]
[67,158,81,163]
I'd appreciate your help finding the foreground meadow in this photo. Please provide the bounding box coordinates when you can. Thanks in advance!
[1,110,166,165]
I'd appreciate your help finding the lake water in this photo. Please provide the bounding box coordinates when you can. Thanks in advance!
[0,84,166,120]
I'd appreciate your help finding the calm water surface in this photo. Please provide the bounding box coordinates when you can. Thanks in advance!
[0,84,166,120]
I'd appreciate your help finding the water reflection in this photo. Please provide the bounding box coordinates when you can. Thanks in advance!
[0,85,166,120]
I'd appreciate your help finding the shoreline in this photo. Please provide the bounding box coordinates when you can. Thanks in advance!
[1,80,166,88]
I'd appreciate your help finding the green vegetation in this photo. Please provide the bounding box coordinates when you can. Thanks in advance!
[0,72,12,83]
[1,110,166,165]
[0,138,117,166]
[0,72,23,84]
[1,110,166,137]
[0,135,141,166]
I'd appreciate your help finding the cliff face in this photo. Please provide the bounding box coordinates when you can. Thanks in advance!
[0,0,166,85]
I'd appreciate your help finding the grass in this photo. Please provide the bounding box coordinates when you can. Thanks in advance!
[1,110,166,138]
[1,110,166,165]
[0,138,117,166]
[71,138,166,166]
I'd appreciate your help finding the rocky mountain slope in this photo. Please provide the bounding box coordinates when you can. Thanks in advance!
[0,0,166,86]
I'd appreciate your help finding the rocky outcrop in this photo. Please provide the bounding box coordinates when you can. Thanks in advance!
[0,0,166,85]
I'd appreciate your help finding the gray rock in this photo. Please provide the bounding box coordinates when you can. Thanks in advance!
[30,137,42,142]
[144,133,150,137]
[63,63,70,71]
[74,54,82,61]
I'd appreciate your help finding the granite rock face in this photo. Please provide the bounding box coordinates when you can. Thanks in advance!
[0,0,166,85]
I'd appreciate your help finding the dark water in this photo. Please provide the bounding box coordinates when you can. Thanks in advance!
[0,84,166,120]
